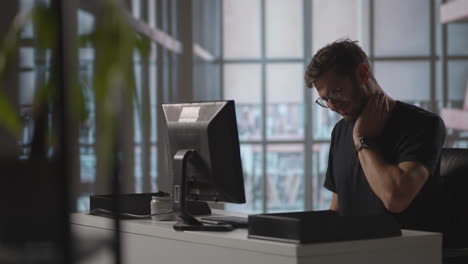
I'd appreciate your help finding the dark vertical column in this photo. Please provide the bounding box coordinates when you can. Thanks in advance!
[65,1,81,214]
[141,0,152,193]
[117,74,135,193]
[55,0,77,262]
[119,2,136,195]
[0,2,20,159]
[176,0,193,103]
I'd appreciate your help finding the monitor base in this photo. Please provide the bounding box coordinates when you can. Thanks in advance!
[173,221,233,232]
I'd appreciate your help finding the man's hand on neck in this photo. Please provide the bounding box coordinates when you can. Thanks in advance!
[353,91,394,146]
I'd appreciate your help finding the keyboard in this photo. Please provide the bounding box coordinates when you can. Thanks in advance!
[200,216,248,228]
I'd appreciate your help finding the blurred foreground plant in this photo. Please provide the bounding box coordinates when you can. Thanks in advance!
[0,0,149,162]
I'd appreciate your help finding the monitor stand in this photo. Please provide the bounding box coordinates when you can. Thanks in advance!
[172,149,233,232]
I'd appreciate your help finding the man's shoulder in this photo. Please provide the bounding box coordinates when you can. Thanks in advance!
[393,101,445,129]
[331,118,353,137]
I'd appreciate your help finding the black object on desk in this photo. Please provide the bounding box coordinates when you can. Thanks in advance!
[200,216,248,228]
[89,192,211,218]
[248,210,401,244]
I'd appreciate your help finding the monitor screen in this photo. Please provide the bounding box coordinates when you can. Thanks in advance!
[162,100,246,231]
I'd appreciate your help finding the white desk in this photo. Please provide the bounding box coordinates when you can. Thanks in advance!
[71,210,442,264]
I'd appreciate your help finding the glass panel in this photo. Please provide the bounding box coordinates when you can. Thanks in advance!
[20,0,35,39]
[151,145,158,192]
[226,144,264,213]
[78,9,95,35]
[79,48,94,66]
[150,50,157,143]
[20,48,35,68]
[20,105,34,158]
[194,63,221,101]
[312,89,342,140]
[134,112,142,144]
[77,9,97,210]
[436,61,443,104]
[458,131,468,138]
[79,49,95,145]
[19,71,36,105]
[266,63,304,140]
[135,145,142,192]
[448,61,468,102]
[78,42,95,154]
[435,0,442,56]
[132,0,142,18]
[223,0,261,58]
[374,0,430,56]
[149,0,156,27]
[79,114,95,145]
[80,146,96,183]
[161,0,169,32]
[193,0,219,53]
[19,0,35,10]
[134,63,143,144]
[451,140,468,149]
[266,144,304,212]
[312,0,365,54]
[133,52,144,192]
[312,143,332,210]
[224,64,262,141]
[77,195,91,212]
[374,61,430,102]
[448,24,468,56]
[265,0,303,58]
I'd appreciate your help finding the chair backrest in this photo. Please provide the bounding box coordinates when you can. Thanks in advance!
[441,148,468,248]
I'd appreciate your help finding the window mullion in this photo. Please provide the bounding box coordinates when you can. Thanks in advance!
[261,0,267,213]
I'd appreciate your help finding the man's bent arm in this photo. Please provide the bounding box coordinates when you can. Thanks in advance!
[357,148,429,213]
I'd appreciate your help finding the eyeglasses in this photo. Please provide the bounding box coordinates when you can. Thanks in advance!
[315,88,343,108]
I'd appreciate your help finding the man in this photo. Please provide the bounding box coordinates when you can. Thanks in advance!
[304,39,445,231]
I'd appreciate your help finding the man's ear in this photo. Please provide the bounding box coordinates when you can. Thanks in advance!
[355,63,370,84]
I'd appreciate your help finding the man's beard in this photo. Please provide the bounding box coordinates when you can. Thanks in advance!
[344,80,368,121]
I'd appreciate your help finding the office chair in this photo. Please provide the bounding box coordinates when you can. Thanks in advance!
[440,148,468,264]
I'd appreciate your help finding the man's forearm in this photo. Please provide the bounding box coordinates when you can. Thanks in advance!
[357,148,408,212]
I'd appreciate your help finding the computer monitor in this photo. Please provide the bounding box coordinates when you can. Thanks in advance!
[162,100,246,231]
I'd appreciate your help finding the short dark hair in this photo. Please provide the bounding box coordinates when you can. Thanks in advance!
[304,38,370,88]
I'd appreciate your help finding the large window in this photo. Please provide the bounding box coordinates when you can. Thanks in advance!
[222,0,468,213]
[12,0,468,213]
[223,0,308,213]
[74,0,182,211]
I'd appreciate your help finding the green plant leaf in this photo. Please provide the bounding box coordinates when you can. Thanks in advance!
[135,33,151,57]
[0,90,22,137]
[79,33,94,47]
[32,5,58,50]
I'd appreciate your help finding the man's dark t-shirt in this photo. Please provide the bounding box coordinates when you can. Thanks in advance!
[324,101,446,231]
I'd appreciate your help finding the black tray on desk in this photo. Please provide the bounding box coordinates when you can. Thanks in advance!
[90,192,211,218]
[248,210,401,244]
